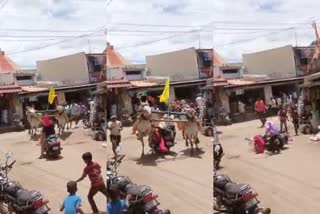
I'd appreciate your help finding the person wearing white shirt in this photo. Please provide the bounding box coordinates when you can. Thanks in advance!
[108,115,123,156]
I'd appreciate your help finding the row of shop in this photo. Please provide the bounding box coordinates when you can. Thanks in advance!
[0,76,305,129]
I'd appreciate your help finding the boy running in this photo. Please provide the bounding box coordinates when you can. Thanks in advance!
[76,152,108,214]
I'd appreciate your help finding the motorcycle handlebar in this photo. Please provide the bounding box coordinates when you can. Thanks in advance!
[9,160,16,168]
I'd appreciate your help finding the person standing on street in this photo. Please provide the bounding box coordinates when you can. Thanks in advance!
[255,98,267,128]
[108,115,123,158]
[76,152,108,214]
[238,100,246,121]
[289,105,300,136]
[278,105,288,133]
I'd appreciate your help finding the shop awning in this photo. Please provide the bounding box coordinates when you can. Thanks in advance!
[305,72,320,82]
[299,81,320,88]
[98,80,131,89]
[0,85,22,94]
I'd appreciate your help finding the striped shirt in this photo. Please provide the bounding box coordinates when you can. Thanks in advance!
[83,162,104,187]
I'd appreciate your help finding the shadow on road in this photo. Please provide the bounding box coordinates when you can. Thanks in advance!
[133,151,179,166]
[58,131,72,140]
[45,155,64,161]
[30,134,41,141]
[180,147,205,158]
[134,154,159,166]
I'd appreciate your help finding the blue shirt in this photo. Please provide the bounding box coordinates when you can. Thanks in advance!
[107,200,128,214]
[62,195,82,214]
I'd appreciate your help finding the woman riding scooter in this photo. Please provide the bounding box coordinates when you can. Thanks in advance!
[264,120,281,153]
[39,115,55,159]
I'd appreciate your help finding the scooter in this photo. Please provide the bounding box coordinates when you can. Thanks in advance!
[247,135,281,154]
[46,135,62,159]
[0,152,51,214]
[149,125,176,154]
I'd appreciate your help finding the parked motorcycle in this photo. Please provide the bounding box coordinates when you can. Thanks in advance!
[300,115,313,135]
[213,125,224,170]
[122,110,133,127]
[92,123,106,141]
[277,133,288,149]
[106,156,170,214]
[214,172,271,214]
[247,135,281,154]
[0,152,50,214]
[45,135,62,159]
[12,114,24,132]
[149,125,176,154]
[216,112,232,126]
[82,111,91,129]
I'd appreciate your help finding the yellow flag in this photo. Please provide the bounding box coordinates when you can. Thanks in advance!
[48,87,56,104]
[159,78,170,104]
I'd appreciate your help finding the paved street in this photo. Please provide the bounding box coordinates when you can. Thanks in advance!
[217,117,320,214]
[0,124,212,214]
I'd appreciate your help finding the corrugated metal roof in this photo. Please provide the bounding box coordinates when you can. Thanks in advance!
[130,81,159,88]
[0,85,22,94]
[21,86,48,93]
[227,79,256,85]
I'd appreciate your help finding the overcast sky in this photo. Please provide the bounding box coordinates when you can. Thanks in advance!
[0,0,319,68]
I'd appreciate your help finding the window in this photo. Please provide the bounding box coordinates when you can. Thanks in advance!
[223,69,238,74]
[300,58,309,65]
[126,70,141,75]
[16,76,33,81]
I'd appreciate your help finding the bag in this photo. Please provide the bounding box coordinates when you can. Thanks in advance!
[47,135,59,145]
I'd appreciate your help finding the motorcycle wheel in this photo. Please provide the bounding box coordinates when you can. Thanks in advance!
[83,120,90,129]
[273,138,281,153]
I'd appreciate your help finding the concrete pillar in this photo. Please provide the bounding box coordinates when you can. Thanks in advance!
[264,85,273,103]
[218,87,230,113]
[169,86,175,103]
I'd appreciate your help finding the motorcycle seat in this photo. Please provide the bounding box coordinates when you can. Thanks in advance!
[16,189,39,206]
[225,183,248,199]
[124,184,151,196]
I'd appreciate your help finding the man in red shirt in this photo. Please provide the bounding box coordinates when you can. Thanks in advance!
[76,152,107,214]
[255,98,267,128]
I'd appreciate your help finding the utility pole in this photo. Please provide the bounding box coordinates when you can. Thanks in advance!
[102,27,108,148]
[88,40,92,53]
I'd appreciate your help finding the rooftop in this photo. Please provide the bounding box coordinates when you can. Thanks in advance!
[0,50,20,72]
[104,43,130,67]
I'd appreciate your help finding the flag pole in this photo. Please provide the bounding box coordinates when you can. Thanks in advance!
[167,77,170,115]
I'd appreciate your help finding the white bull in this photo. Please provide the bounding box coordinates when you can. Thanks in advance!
[177,108,201,154]
[183,119,201,154]
[133,106,161,157]
[26,109,42,136]
[55,105,69,134]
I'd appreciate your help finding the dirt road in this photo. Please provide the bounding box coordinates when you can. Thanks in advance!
[216,118,320,214]
[0,125,212,213]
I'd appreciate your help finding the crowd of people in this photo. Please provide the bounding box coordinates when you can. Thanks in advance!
[254,97,311,136]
